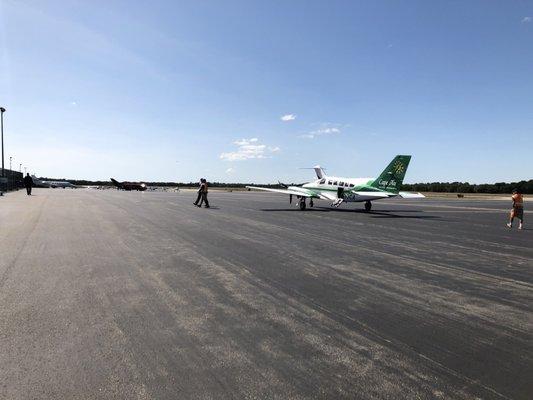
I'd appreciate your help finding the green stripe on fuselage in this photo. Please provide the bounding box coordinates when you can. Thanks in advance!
[303,181,387,194]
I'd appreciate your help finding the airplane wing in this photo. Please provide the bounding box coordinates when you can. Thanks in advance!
[246,186,321,199]
[315,191,337,201]
[398,191,425,199]
[349,191,394,199]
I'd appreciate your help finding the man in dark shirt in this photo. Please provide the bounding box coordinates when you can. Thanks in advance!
[198,178,210,208]
[193,178,203,206]
[23,173,33,195]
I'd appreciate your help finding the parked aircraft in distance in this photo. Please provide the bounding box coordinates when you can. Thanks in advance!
[110,178,147,191]
[31,175,77,188]
[247,155,424,211]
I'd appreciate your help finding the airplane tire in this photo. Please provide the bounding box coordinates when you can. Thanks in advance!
[299,200,306,211]
[364,201,372,212]
[310,200,314,207]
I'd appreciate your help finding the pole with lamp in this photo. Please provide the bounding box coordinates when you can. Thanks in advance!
[9,156,12,191]
[0,107,5,195]
[1,107,5,177]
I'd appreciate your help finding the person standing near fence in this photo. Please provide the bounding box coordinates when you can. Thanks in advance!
[23,173,33,195]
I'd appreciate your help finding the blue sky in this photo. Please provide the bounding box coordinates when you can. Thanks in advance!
[1,1,532,183]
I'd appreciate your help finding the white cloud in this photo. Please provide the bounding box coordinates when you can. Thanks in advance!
[225,167,235,174]
[69,101,78,106]
[281,114,296,121]
[299,124,341,139]
[522,16,531,23]
[234,137,258,146]
[220,138,280,161]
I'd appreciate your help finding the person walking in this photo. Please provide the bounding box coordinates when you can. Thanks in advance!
[507,189,524,230]
[198,178,210,208]
[193,178,203,206]
[23,173,33,195]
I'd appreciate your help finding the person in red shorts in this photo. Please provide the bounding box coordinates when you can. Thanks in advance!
[507,189,524,230]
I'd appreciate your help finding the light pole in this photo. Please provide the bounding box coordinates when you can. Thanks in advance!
[9,156,12,190]
[0,107,5,177]
[19,163,21,173]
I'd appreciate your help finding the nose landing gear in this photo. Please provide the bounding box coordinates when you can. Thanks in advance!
[364,201,372,212]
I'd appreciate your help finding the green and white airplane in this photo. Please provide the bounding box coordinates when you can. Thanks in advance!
[247,155,424,211]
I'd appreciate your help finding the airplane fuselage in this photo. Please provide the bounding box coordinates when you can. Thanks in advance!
[110,178,147,191]
[48,181,76,188]
[120,182,147,191]
[30,175,76,188]
[300,176,389,202]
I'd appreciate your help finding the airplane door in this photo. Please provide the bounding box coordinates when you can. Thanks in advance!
[337,187,344,198]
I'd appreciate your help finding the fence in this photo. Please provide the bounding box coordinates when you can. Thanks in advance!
[0,169,24,193]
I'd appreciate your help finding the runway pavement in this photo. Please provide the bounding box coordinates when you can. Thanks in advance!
[0,189,531,399]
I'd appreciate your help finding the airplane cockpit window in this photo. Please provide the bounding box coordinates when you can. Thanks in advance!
[349,183,355,188]
[319,178,326,184]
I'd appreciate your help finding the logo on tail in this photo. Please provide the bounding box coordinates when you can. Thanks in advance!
[371,155,411,193]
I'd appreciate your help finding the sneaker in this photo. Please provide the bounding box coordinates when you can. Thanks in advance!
[204,205,210,208]
[506,223,512,228]
[196,204,201,208]
[518,225,523,230]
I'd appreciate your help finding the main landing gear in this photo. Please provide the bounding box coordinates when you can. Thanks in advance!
[364,201,372,212]
[299,198,307,210]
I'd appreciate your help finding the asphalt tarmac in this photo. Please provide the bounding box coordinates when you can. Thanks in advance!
[1,189,531,399]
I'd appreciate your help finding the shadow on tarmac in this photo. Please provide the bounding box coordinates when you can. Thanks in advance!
[260,207,441,219]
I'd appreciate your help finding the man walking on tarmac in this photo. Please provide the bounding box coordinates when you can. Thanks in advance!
[193,178,203,206]
[197,178,210,208]
[507,189,524,230]
[23,173,33,195]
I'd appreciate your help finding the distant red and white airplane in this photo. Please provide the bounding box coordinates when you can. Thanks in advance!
[110,178,147,191]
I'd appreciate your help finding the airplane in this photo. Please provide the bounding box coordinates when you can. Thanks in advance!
[110,178,147,191]
[246,155,424,211]
[31,175,77,189]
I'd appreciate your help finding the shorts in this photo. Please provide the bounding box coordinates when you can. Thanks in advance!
[512,207,524,220]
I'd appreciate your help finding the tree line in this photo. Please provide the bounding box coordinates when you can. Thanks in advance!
[40,178,287,189]
[401,180,533,194]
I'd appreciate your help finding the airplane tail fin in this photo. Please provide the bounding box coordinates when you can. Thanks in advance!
[110,178,120,187]
[370,155,411,193]
[299,166,326,179]
[313,165,326,179]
